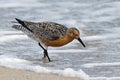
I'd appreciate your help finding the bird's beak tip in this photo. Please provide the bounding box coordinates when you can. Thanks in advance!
[77,38,86,47]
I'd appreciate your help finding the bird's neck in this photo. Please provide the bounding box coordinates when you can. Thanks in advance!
[62,35,74,45]
[67,34,74,40]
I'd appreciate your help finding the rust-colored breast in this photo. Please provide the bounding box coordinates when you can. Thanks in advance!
[39,36,74,47]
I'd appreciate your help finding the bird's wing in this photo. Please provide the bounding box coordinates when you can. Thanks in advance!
[34,22,68,41]
[14,18,68,41]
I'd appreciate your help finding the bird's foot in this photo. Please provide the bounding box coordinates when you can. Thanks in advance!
[42,56,50,63]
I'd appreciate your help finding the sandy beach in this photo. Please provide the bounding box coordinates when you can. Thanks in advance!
[0,66,83,80]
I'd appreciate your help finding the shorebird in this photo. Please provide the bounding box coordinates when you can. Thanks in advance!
[12,18,86,62]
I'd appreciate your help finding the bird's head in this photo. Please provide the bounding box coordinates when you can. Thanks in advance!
[67,28,80,39]
[67,28,86,47]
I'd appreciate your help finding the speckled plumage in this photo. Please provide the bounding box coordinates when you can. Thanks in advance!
[12,18,85,62]
[12,21,68,41]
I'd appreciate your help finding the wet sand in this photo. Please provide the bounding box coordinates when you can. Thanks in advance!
[0,66,83,80]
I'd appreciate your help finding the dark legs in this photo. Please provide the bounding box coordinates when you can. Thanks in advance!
[38,43,51,62]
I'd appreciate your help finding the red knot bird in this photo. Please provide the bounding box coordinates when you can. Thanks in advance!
[12,18,86,62]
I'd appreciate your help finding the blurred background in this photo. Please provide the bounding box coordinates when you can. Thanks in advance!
[0,0,120,78]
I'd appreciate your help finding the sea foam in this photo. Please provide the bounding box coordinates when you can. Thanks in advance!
[82,62,120,68]
[0,55,89,80]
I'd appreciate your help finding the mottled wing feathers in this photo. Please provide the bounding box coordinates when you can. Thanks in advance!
[35,22,68,41]
[13,18,68,41]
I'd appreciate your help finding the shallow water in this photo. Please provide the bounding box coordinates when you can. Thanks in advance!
[0,0,120,80]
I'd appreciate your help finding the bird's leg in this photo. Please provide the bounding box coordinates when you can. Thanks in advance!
[43,49,51,62]
[38,43,47,59]
[43,52,46,59]
[38,43,51,62]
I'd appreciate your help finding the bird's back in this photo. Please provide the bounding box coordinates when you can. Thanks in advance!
[12,19,68,42]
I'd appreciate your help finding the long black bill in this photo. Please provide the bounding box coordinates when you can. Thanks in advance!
[77,38,86,47]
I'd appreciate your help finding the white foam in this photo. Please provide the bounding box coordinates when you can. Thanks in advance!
[49,49,92,53]
[83,35,106,41]
[0,0,48,8]
[83,33,120,42]
[0,55,31,69]
[0,55,89,80]
[0,31,23,34]
[82,62,120,68]
[1,55,120,80]
[56,68,89,79]
[90,77,120,80]
[0,35,28,44]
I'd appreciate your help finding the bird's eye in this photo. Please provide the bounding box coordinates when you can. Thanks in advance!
[70,32,74,36]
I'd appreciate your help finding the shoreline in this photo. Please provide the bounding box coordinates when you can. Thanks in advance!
[0,66,83,80]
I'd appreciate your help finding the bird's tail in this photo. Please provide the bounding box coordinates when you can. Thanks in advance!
[12,25,23,30]
[12,25,30,33]
[15,18,33,33]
